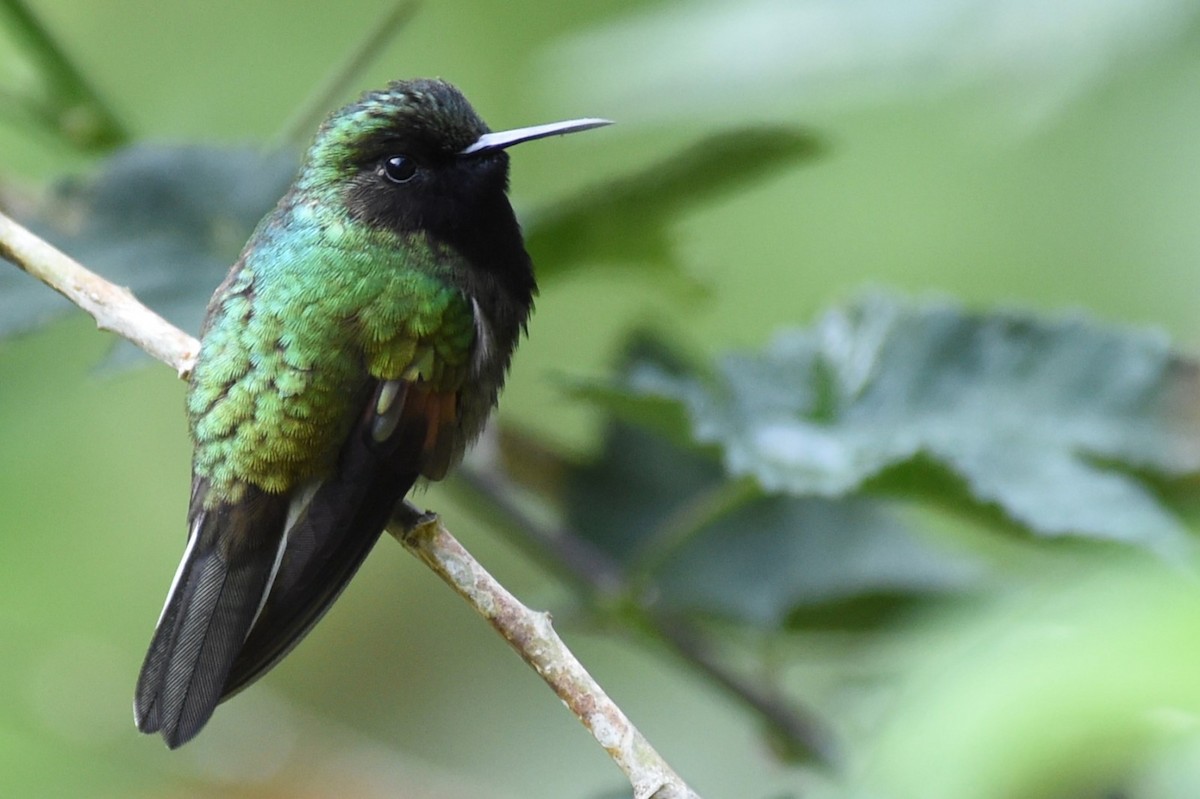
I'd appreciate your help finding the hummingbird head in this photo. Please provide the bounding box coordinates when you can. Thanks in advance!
[297,79,609,268]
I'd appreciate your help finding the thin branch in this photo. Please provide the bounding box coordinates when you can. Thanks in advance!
[456,466,835,764]
[0,210,197,376]
[651,612,839,765]
[275,0,419,148]
[391,508,700,799]
[0,208,701,798]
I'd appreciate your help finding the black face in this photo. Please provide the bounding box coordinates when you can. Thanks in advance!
[344,137,511,236]
[341,134,535,304]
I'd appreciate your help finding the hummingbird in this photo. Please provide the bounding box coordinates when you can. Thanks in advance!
[133,78,609,748]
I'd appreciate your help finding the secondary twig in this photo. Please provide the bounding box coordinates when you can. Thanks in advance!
[453,466,628,596]
[0,207,702,798]
[651,612,838,765]
[456,465,836,764]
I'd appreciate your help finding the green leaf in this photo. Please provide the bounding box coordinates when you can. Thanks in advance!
[657,491,983,628]
[588,295,1200,557]
[0,144,296,351]
[566,415,983,628]
[524,126,822,279]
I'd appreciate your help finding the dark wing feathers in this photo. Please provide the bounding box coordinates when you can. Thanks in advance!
[221,379,431,697]
[136,376,457,747]
[134,486,290,748]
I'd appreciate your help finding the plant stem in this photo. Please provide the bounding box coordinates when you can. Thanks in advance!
[0,0,129,149]
[275,0,419,148]
[651,612,839,765]
[630,475,761,586]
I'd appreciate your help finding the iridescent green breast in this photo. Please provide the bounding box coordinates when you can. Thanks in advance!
[187,210,474,503]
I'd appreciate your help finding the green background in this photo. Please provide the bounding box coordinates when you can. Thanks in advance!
[2,1,1200,797]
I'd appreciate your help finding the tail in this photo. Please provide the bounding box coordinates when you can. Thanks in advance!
[134,484,289,748]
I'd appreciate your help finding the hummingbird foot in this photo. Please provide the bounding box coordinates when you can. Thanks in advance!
[390,500,438,538]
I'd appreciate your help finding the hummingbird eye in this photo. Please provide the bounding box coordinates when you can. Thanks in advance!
[382,155,417,184]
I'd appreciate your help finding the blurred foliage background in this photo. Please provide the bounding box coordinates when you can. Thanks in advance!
[2,1,1200,797]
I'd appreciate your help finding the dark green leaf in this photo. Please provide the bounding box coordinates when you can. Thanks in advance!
[657,492,981,628]
[524,127,822,279]
[566,414,983,628]
[566,417,727,566]
[0,144,296,348]
[587,295,1200,556]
